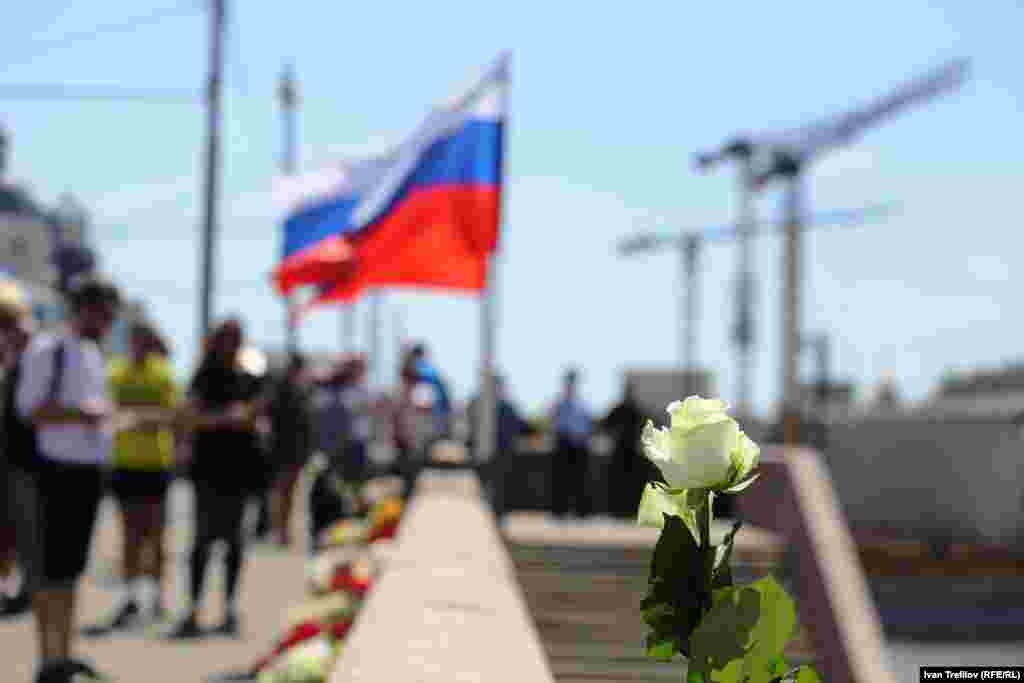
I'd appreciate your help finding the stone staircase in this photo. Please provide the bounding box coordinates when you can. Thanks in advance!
[503,514,817,683]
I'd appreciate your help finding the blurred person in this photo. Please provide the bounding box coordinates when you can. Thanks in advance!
[390,352,416,496]
[0,282,32,618]
[408,343,453,438]
[241,347,275,543]
[268,354,313,548]
[339,353,374,484]
[311,355,354,472]
[167,318,265,640]
[84,323,179,634]
[550,368,594,519]
[466,373,532,519]
[15,276,121,681]
[392,350,436,500]
[597,380,654,519]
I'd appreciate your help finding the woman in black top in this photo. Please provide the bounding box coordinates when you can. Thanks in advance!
[268,353,313,547]
[167,318,264,640]
[597,381,654,519]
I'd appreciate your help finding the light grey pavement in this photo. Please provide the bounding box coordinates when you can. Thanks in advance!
[0,479,312,683]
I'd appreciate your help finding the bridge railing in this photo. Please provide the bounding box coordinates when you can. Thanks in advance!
[737,446,896,683]
[330,468,555,683]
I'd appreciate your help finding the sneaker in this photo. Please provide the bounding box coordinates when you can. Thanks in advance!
[211,611,240,638]
[164,613,203,641]
[109,600,141,629]
[0,590,31,619]
[206,669,257,682]
[35,657,112,683]
[151,601,168,623]
[82,600,140,637]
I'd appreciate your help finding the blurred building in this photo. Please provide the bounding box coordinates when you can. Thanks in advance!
[796,379,857,423]
[811,366,1024,551]
[0,124,103,334]
[917,363,1024,421]
[623,367,715,419]
[0,182,64,330]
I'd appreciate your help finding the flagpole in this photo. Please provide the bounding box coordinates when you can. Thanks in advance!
[369,292,382,389]
[341,304,356,353]
[474,52,508,499]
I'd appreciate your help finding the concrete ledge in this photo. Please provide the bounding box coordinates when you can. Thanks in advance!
[332,469,555,683]
[738,447,895,683]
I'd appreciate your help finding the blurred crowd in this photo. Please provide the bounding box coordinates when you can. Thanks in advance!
[0,274,659,682]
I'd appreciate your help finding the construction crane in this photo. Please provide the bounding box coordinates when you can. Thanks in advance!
[617,202,898,405]
[695,58,970,443]
[802,331,831,419]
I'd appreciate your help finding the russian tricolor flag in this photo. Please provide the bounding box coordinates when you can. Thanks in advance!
[273,53,508,310]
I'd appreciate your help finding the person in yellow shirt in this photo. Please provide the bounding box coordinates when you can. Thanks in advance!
[88,322,179,633]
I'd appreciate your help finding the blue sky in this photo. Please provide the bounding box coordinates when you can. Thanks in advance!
[2,1,1022,418]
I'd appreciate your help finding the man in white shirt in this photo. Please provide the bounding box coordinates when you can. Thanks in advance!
[15,277,120,682]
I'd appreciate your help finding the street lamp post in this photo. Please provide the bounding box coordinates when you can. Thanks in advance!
[278,62,299,358]
[198,0,226,345]
[682,235,699,374]
[278,62,299,355]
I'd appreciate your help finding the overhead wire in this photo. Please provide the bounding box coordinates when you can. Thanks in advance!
[0,84,198,102]
[5,1,206,68]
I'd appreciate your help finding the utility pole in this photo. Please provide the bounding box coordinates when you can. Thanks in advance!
[681,235,700,374]
[735,154,757,419]
[777,156,804,445]
[803,332,830,421]
[278,62,299,354]
[198,0,226,345]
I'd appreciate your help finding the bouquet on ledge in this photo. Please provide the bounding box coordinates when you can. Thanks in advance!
[636,397,820,683]
[210,480,405,683]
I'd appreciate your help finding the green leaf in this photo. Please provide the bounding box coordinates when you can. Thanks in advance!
[688,576,799,683]
[767,654,789,678]
[741,576,799,683]
[642,514,710,659]
[795,666,822,683]
[708,659,744,683]
[687,585,761,677]
[712,521,743,590]
[645,635,676,662]
[685,488,712,511]
[686,670,707,683]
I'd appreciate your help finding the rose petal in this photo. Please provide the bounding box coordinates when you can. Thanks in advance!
[668,396,731,432]
[669,419,738,489]
[730,430,761,482]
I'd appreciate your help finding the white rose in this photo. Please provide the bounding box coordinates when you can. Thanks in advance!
[258,636,335,683]
[641,396,760,493]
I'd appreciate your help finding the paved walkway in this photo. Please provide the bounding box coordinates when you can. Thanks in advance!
[0,480,312,683]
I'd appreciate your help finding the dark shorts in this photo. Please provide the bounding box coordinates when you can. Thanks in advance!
[20,461,103,590]
[7,465,42,591]
[109,468,171,503]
